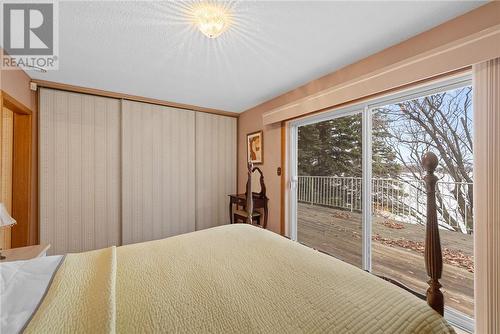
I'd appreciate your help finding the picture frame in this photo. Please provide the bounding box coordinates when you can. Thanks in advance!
[247,130,263,165]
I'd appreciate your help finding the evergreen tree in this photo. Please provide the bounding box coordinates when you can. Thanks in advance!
[298,113,400,177]
[372,113,401,177]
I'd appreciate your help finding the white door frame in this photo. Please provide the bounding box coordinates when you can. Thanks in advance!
[361,106,372,271]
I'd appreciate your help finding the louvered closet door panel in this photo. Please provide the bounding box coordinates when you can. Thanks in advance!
[39,88,121,255]
[195,113,236,230]
[121,101,195,245]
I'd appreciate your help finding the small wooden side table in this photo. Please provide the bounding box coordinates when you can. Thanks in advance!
[0,244,51,262]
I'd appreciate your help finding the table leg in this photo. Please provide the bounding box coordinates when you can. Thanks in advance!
[229,201,233,224]
[264,204,268,229]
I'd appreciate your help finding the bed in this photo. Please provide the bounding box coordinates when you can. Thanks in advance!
[1,154,453,333]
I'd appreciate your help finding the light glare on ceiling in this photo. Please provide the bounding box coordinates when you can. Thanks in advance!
[191,2,231,39]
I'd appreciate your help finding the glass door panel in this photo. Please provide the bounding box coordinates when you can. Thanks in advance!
[296,113,363,268]
[370,85,474,318]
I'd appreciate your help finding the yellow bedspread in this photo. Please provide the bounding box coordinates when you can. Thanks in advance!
[24,246,116,334]
[25,224,454,333]
[115,224,454,334]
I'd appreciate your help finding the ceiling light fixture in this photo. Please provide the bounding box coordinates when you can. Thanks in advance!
[192,2,231,39]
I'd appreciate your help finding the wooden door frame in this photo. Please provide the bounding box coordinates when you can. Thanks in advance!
[0,90,36,247]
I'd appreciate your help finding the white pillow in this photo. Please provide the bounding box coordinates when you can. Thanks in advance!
[1,255,63,334]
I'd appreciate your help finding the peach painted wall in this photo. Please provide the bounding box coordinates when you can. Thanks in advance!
[0,49,36,111]
[238,111,282,234]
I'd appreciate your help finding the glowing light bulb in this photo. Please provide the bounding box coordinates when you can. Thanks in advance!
[192,3,231,39]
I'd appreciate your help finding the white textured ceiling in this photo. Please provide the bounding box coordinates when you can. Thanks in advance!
[27,1,485,112]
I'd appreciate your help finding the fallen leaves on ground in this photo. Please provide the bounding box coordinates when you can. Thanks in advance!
[381,220,405,229]
[331,211,351,220]
[372,234,474,273]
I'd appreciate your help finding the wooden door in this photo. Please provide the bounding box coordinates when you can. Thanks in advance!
[0,107,14,250]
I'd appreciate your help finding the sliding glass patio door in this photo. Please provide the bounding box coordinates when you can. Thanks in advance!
[288,75,474,331]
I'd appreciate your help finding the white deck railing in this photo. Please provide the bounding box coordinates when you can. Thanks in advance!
[297,176,473,234]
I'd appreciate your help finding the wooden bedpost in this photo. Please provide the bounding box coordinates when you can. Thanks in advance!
[422,152,444,316]
[246,161,254,225]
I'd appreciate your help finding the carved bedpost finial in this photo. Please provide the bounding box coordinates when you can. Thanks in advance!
[422,152,438,173]
[246,161,254,225]
[422,152,444,316]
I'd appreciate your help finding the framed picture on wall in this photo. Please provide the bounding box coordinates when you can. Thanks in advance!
[247,130,263,165]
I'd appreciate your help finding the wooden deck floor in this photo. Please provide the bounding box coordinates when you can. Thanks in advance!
[297,203,474,317]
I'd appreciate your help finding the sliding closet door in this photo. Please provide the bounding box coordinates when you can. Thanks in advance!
[39,89,121,255]
[121,101,196,244]
[195,113,236,230]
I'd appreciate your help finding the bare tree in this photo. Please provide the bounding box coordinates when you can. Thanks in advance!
[375,86,473,232]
